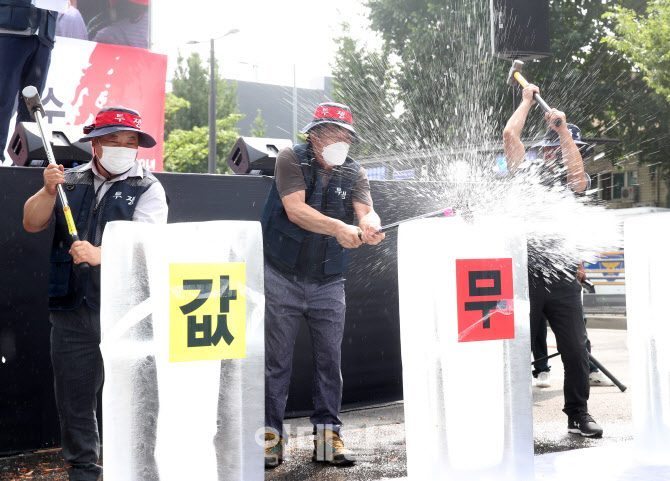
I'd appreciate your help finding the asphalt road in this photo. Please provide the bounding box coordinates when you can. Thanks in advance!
[267,326,635,481]
[0,325,642,481]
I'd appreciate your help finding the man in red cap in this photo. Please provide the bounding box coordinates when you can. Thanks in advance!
[23,106,167,481]
[261,102,384,468]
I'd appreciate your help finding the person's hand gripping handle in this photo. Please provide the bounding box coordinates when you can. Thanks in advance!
[23,86,90,272]
[506,60,561,127]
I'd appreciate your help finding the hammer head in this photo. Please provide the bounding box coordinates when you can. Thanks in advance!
[506,60,524,86]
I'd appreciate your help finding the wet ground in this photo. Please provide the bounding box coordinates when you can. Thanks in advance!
[1,324,639,480]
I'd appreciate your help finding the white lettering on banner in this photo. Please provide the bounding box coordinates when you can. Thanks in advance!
[138,158,156,171]
[41,87,66,124]
[337,110,346,119]
[95,91,108,108]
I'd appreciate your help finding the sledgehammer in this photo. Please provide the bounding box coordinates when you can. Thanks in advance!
[357,208,455,239]
[507,60,562,127]
[22,86,90,272]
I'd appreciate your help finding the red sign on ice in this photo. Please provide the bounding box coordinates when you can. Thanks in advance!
[455,258,515,343]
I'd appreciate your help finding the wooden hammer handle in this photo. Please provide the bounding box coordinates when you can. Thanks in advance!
[513,72,561,127]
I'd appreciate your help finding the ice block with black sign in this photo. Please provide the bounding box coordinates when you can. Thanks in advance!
[100,221,264,481]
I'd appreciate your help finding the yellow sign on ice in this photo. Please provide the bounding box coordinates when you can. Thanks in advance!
[169,263,246,363]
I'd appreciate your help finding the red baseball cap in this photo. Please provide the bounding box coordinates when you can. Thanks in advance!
[79,106,156,148]
[300,102,361,142]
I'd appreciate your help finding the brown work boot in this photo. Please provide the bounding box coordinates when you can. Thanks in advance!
[264,430,283,469]
[312,429,356,465]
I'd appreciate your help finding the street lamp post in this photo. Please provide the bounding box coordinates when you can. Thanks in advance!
[188,28,239,174]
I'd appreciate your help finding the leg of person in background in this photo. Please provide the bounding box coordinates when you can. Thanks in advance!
[532,314,552,388]
[15,35,52,125]
[0,35,33,162]
[0,34,51,163]
[584,312,614,386]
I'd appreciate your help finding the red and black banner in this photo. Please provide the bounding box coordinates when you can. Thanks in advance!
[455,258,515,343]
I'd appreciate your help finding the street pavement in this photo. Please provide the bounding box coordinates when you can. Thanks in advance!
[0,324,642,480]
[267,325,634,481]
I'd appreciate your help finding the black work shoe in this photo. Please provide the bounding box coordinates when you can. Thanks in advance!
[312,429,356,465]
[264,430,283,468]
[567,412,603,438]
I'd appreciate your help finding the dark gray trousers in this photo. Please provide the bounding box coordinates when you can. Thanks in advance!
[50,304,104,481]
[264,262,346,437]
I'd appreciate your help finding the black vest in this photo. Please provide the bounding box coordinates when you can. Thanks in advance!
[48,164,158,311]
[260,143,359,283]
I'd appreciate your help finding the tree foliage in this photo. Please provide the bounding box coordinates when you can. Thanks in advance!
[164,115,244,174]
[168,52,238,135]
[603,0,670,101]
[163,52,243,174]
[332,0,670,181]
[251,109,267,137]
[366,0,507,148]
[164,93,190,131]
[331,24,398,155]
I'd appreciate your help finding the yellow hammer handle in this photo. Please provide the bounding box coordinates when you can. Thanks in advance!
[514,71,529,88]
[63,206,79,237]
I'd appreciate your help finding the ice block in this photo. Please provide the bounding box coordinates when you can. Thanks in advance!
[398,217,533,481]
[100,221,264,481]
[625,212,670,465]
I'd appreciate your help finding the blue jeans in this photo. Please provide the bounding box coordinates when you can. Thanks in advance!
[50,305,104,481]
[0,34,52,160]
[264,262,346,438]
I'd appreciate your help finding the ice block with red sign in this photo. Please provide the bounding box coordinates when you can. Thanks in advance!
[625,212,670,466]
[398,217,533,480]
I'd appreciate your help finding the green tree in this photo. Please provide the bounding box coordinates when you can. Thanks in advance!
[169,52,238,135]
[365,0,508,148]
[164,114,244,174]
[603,0,670,101]
[164,52,243,174]
[333,0,670,192]
[251,109,267,137]
[164,92,190,134]
[331,24,398,156]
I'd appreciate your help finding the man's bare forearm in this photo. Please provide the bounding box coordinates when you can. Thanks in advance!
[23,187,56,233]
[503,101,533,171]
[559,130,587,193]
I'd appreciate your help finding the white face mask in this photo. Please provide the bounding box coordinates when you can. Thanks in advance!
[98,145,138,174]
[321,141,350,166]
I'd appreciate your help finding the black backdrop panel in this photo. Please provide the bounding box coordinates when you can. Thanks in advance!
[0,168,60,455]
[0,168,439,454]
